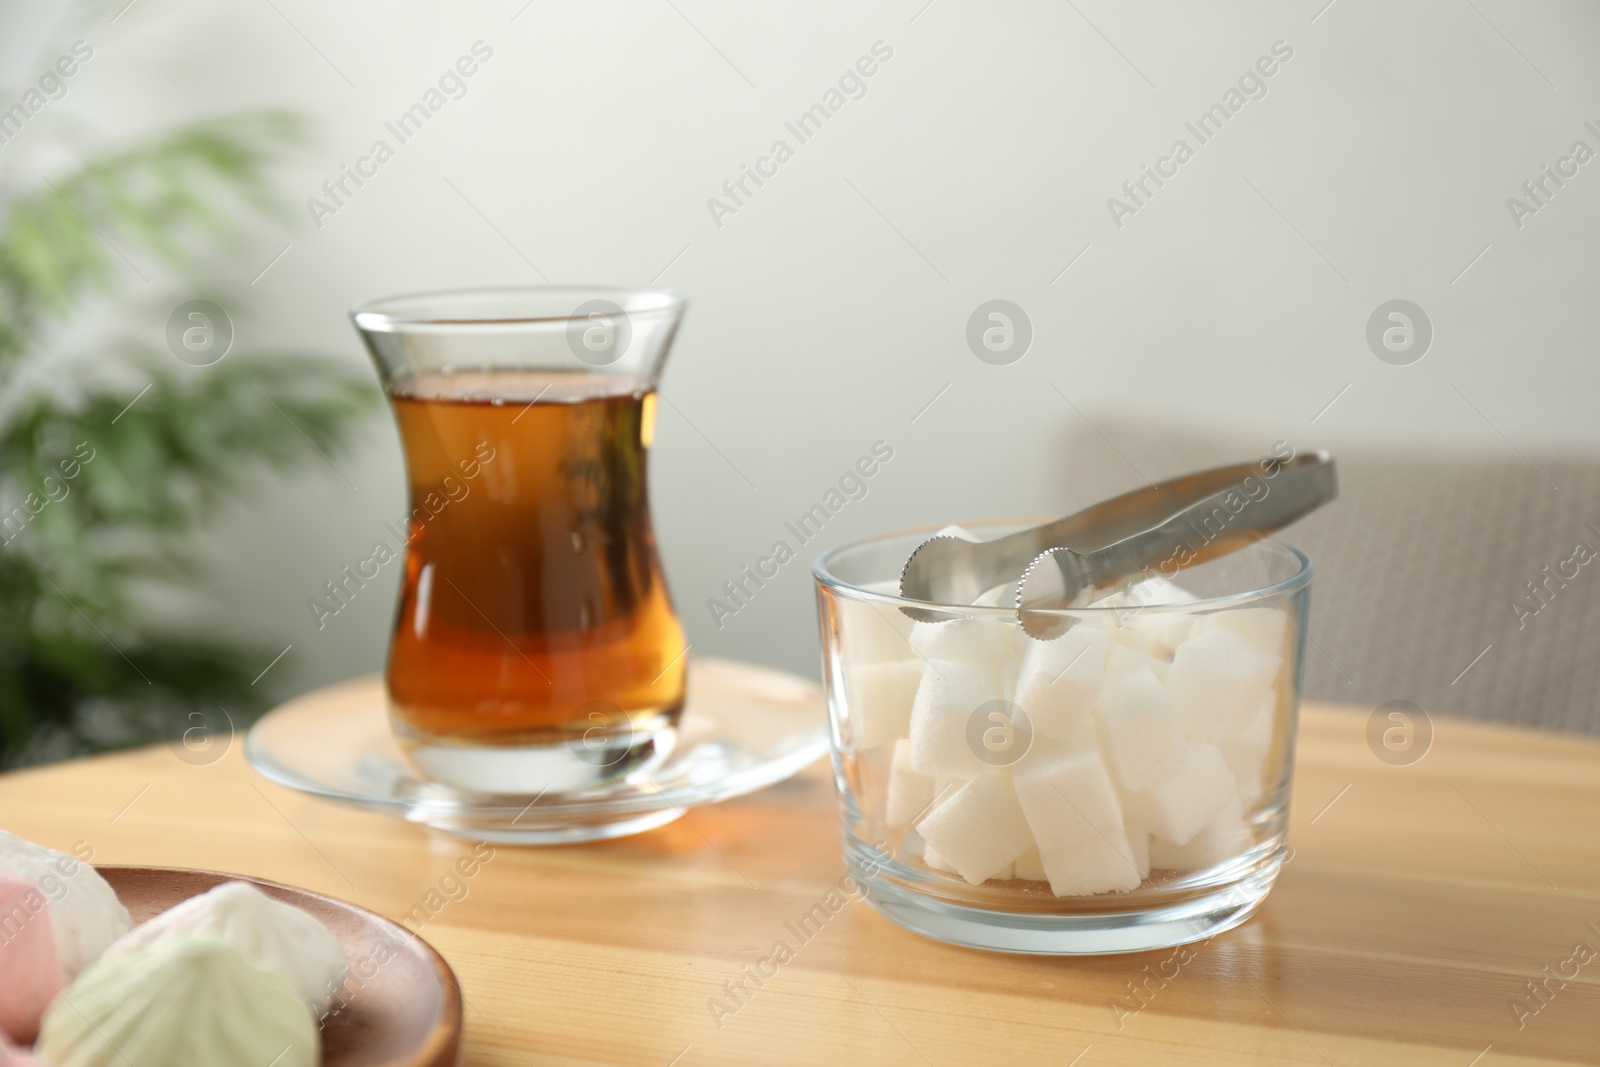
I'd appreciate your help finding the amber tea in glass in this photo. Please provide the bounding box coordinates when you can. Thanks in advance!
[353,288,688,792]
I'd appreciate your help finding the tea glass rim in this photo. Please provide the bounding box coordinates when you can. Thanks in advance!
[350,285,685,332]
[812,518,1313,616]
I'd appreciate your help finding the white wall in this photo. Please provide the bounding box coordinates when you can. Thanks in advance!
[4,0,1598,695]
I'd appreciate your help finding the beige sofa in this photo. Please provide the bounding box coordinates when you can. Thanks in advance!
[1051,423,1597,735]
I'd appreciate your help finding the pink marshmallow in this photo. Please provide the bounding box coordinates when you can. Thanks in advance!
[0,873,64,1045]
[0,1037,44,1067]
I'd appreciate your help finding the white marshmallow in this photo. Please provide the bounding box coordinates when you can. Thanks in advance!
[1148,800,1252,870]
[916,773,1034,885]
[1121,741,1235,846]
[0,831,131,980]
[908,659,1004,778]
[1096,666,1188,790]
[1166,627,1282,743]
[885,739,936,830]
[844,660,922,749]
[1012,742,1141,896]
[1012,624,1108,741]
[103,880,347,1014]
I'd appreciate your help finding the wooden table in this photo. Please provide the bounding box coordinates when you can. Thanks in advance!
[3,701,1597,1066]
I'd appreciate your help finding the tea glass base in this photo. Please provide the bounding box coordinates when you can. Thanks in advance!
[400,726,674,796]
[246,658,829,845]
[846,841,1283,956]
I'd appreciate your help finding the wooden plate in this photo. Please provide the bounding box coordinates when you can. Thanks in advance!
[98,866,461,1067]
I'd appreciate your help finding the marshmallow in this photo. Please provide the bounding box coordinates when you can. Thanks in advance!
[0,873,63,1044]
[0,1037,44,1067]
[103,881,347,1015]
[37,936,317,1067]
[0,831,130,980]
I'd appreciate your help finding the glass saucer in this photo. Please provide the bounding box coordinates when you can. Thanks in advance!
[246,657,828,844]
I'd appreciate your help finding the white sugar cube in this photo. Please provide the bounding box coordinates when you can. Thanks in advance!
[885,739,936,830]
[840,583,918,665]
[1111,622,1176,663]
[1130,576,1198,603]
[1080,590,1140,644]
[1203,606,1289,655]
[1104,641,1170,684]
[1167,627,1282,743]
[845,660,922,749]
[908,659,1004,778]
[909,617,1013,668]
[1096,666,1188,790]
[1125,827,1152,879]
[1148,800,1251,870]
[915,772,1034,885]
[1085,586,1140,613]
[1014,847,1047,882]
[922,843,957,874]
[1121,741,1235,846]
[1085,582,1187,647]
[1134,614,1195,657]
[1220,691,1276,807]
[1012,623,1108,741]
[1122,576,1200,652]
[1037,833,1144,897]
[1012,741,1141,896]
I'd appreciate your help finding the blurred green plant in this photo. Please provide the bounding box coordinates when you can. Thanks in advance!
[0,112,377,767]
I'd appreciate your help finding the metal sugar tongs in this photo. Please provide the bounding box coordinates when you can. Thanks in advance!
[898,451,1338,639]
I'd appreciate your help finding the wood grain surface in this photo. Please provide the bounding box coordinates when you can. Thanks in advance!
[2,702,1596,1066]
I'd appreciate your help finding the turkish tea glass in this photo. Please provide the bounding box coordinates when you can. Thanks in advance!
[352,287,688,794]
